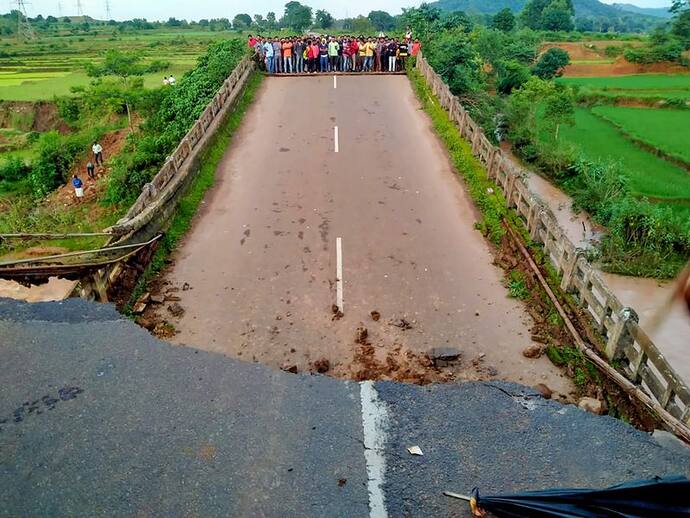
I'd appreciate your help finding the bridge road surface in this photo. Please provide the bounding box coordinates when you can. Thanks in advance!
[1,299,690,517]
[159,75,570,392]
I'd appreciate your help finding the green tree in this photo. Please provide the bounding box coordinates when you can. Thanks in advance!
[352,15,375,34]
[400,3,441,39]
[671,0,689,13]
[266,12,277,29]
[519,0,550,30]
[491,8,516,32]
[253,14,267,30]
[232,13,252,30]
[672,10,690,49]
[85,50,146,129]
[425,29,484,97]
[497,60,530,94]
[541,0,574,31]
[533,47,570,79]
[437,11,473,32]
[315,9,334,29]
[368,10,395,31]
[282,1,312,31]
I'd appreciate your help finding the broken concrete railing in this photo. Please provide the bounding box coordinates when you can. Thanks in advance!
[416,55,690,429]
[107,56,255,244]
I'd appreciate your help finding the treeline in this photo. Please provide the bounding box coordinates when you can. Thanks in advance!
[2,0,683,37]
[408,2,690,277]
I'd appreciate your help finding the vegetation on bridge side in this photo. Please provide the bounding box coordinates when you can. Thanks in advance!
[124,72,263,315]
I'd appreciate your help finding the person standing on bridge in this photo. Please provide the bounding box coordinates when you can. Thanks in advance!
[375,37,385,72]
[337,36,345,72]
[273,38,283,74]
[387,39,398,72]
[282,38,293,74]
[398,40,409,71]
[319,39,329,73]
[350,38,359,72]
[328,37,339,73]
[263,38,275,74]
[308,40,319,73]
[293,38,304,73]
[343,37,352,72]
[411,39,422,58]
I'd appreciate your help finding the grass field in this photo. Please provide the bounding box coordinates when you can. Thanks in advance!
[558,108,690,201]
[558,74,690,100]
[0,30,233,101]
[591,106,690,166]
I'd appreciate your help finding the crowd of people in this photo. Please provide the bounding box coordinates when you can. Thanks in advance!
[248,33,422,74]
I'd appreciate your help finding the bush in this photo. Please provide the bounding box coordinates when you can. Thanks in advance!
[104,38,247,204]
[533,47,570,79]
[604,45,623,58]
[0,156,31,182]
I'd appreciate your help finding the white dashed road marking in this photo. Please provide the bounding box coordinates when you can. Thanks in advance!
[359,381,389,518]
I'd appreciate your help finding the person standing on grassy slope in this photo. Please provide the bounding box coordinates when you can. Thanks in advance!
[92,142,103,167]
[86,161,95,180]
[72,174,84,200]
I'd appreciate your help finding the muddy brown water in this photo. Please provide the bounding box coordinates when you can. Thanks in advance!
[150,76,572,395]
[524,171,690,384]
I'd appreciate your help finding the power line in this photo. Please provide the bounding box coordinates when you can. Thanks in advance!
[16,0,36,40]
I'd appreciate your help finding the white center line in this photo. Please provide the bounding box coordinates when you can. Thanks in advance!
[334,125,339,153]
[333,75,337,89]
[359,381,389,518]
[336,237,344,314]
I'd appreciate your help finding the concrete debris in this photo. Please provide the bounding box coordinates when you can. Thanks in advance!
[136,292,151,305]
[355,326,368,344]
[578,397,605,415]
[165,295,182,302]
[534,383,553,399]
[407,446,424,456]
[392,318,413,330]
[428,347,461,368]
[281,364,298,374]
[182,282,191,291]
[167,303,185,318]
[132,302,147,315]
[150,294,165,304]
[370,310,381,322]
[522,344,544,359]
[313,358,330,374]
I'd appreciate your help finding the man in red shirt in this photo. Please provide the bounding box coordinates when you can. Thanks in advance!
[248,35,257,49]
[411,39,422,57]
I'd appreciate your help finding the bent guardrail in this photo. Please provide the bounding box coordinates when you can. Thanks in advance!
[416,54,690,430]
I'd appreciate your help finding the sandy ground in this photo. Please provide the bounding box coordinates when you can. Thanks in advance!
[150,76,572,395]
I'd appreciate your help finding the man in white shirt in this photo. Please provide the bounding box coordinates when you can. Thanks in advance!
[92,142,103,167]
[168,75,176,85]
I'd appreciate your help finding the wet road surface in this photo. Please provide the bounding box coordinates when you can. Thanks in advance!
[157,76,570,393]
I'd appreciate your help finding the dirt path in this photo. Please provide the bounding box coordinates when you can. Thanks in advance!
[147,76,572,396]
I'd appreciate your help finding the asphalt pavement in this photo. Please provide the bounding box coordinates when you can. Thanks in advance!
[1,298,689,517]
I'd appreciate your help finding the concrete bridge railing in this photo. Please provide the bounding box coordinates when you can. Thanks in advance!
[108,55,255,245]
[416,55,690,430]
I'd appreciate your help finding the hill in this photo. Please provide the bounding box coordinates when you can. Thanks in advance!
[610,3,674,18]
[432,0,667,18]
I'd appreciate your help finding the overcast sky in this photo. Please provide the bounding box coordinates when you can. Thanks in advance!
[19,0,673,22]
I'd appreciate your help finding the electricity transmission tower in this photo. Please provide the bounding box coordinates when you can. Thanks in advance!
[16,0,36,40]
[105,0,112,19]
[76,0,83,16]
[57,1,62,17]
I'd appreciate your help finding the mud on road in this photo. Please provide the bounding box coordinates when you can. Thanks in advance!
[135,75,575,400]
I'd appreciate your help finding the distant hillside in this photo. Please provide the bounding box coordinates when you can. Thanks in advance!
[432,0,668,18]
[610,3,673,18]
